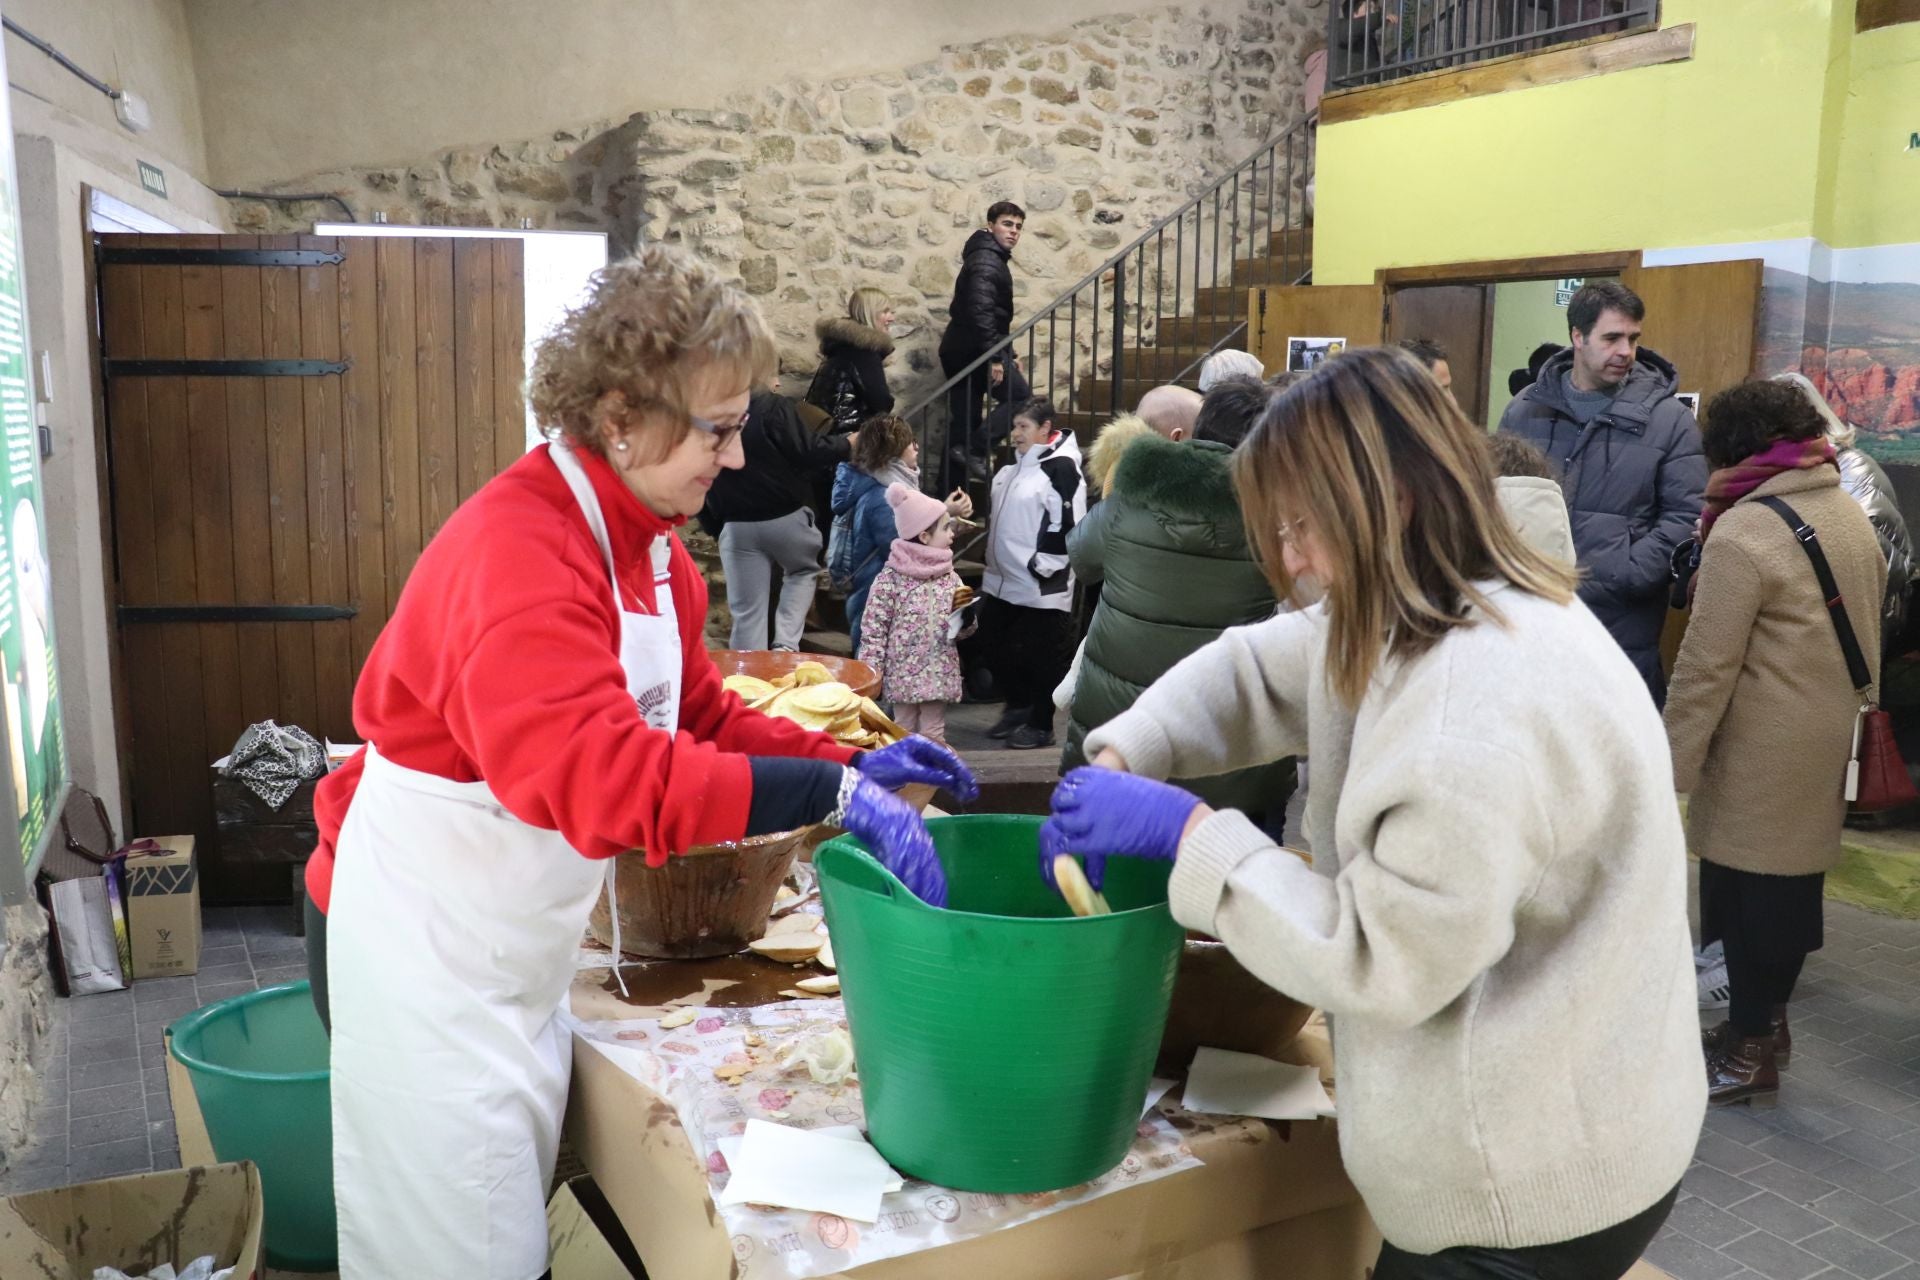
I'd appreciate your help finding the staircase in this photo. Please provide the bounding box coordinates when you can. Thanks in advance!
[899,112,1319,468]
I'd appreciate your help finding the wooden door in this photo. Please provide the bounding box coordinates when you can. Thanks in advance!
[1618,259,1764,412]
[97,233,525,900]
[1248,285,1386,376]
[1388,283,1493,423]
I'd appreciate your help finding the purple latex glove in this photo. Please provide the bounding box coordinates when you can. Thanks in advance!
[1038,766,1203,893]
[857,736,979,804]
[838,774,948,908]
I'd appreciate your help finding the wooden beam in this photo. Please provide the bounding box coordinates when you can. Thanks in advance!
[1376,250,1641,289]
[1320,24,1695,125]
[1858,0,1920,32]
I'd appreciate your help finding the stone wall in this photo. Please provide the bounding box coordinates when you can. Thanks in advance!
[233,1,1323,411]
[0,903,55,1166]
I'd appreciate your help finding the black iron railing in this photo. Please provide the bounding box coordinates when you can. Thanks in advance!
[899,111,1317,494]
[1328,0,1657,90]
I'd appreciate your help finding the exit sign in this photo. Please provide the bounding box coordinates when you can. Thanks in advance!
[137,160,167,199]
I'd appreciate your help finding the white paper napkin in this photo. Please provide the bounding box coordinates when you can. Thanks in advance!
[716,1120,900,1222]
[1181,1047,1336,1121]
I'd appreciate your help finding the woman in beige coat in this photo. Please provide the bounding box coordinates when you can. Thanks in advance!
[1665,379,1885,1108]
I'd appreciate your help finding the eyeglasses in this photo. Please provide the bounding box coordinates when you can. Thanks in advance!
[688,407,750,452]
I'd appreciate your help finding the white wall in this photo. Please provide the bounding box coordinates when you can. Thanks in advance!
[4,0,211,184]
[188,0,1163,185]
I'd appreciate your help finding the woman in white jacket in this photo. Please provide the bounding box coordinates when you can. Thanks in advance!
[1041,347,1703,1280]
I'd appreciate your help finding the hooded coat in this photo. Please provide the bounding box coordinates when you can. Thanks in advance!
[1497,346,1706,699]
[807,317,894,431]
[829,462,899,651]
[1063,434,1292,818]
[938,229,1013,361]
[1835,443,1913,649]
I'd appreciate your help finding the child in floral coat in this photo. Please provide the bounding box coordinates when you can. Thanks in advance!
[858,484,973,743]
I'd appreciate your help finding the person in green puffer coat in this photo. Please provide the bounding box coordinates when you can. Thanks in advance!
[1062,378,1296,830]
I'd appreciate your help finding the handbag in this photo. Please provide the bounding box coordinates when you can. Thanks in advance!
[1757,496,1918,812]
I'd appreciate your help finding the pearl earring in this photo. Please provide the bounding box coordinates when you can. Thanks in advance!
[615,440,629,452]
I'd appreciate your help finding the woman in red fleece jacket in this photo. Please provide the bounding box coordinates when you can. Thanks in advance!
[314,245,974,1280]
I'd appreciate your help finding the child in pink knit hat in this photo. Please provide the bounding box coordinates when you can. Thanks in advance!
[856,483,976,742]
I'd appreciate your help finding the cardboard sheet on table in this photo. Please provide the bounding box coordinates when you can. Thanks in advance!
[1183,1047,1336,1121]
[716,1120,898,1223]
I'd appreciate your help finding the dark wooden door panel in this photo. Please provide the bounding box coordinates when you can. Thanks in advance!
[96,233,527,900]
[1389,283,1493,424]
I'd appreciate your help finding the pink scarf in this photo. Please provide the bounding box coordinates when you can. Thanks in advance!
[1699,437,1837,544]
[886,537,953,580]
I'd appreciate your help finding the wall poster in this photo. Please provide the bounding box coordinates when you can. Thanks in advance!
[0,26,66,873]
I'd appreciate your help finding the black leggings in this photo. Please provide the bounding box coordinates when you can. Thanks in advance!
[304,894,330,1034]
[1728,949,1805,1037]
[1373,1184,1678,1280]
[980,596,1073,730]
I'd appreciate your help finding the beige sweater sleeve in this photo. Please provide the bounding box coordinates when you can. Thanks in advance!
[1169,734,1549,1028]
[1664,537,1763,793]
[1084,610,1315,780]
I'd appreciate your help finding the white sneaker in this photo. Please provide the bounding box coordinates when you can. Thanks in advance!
[1695,940,1724,971]
[1698,960,1731,1010]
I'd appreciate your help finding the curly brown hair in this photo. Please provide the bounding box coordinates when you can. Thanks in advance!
[851,414,915,474]
[1701,378,1828,470]
[529,243,776,458]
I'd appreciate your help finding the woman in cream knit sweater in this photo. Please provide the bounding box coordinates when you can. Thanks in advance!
[1042,347,1704,1280]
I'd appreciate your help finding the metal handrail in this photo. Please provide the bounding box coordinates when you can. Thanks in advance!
[899,110,1318,493]
[1326,0,1658,92]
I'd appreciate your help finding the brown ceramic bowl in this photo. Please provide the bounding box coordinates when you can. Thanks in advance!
[588,830,809,961]
[708,649,881,701]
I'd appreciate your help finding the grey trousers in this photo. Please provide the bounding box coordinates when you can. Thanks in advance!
[721,506,823,651]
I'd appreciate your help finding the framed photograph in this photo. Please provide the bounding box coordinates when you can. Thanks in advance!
[1675,392,1700,416]
[1286,336,1347,373]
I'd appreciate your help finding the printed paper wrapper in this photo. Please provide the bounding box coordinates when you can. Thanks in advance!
[565,1002,1204,1280]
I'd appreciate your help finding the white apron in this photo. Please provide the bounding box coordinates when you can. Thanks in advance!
[329,440,681,1278]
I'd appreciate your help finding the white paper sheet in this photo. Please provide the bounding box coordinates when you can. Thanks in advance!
[717,1125,905,1193]
[1142,1077,1178,1118]
[1182,1047,1336,1121]
[716,1119,899,1223]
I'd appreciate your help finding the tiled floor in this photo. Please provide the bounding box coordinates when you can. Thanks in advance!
[2,882,1917,1280]
[1648,902,1920,1280]
[1,903,310,1195]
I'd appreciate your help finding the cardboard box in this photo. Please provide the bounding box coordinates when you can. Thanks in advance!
[0,1161,264,1278]
[125,835,202,978]
[548,1176,645,1279]
[566,1030,1370,1280]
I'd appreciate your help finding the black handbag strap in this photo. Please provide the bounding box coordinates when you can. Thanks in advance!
[1756,496,1873,693]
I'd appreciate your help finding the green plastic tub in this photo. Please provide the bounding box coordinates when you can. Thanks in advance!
[169,981,335,1272]
[816,814,1184,1193]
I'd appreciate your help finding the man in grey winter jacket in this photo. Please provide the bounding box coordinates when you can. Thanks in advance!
[1497,281,1704,704]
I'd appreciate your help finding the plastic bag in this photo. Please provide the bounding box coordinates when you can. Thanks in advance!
[91,1258,234,1280]
[221,720,325,810]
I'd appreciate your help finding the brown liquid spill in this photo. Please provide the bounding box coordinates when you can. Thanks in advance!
[597,950,815,1009]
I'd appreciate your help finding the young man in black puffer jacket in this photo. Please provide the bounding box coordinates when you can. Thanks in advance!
[937,201,1023,491]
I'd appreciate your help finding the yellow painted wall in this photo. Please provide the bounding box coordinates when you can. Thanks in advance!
[1313,0,1843,284]
[1823,19,1920,247]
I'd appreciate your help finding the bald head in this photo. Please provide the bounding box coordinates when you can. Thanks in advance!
[1136,385,1203,441]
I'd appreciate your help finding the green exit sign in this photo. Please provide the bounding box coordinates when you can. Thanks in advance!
[1909,132,1920,151]
[137,160,167,199]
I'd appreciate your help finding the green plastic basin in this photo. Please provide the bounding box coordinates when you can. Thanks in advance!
[168,981,335,1272]
[816,814,1183,1193]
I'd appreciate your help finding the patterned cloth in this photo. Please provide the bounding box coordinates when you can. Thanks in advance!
[223,720,326,810]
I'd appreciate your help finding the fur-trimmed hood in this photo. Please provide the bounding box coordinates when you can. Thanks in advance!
[1111,434,1244,526]
[1086,414,1156,495]
[816,316,894,356]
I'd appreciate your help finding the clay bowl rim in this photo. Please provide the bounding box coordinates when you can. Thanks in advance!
[708,649,881,701]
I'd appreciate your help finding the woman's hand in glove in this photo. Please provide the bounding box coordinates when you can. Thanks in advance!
[1038,767,1206,892]
[837,774,948,908]
[857,736,979,804]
